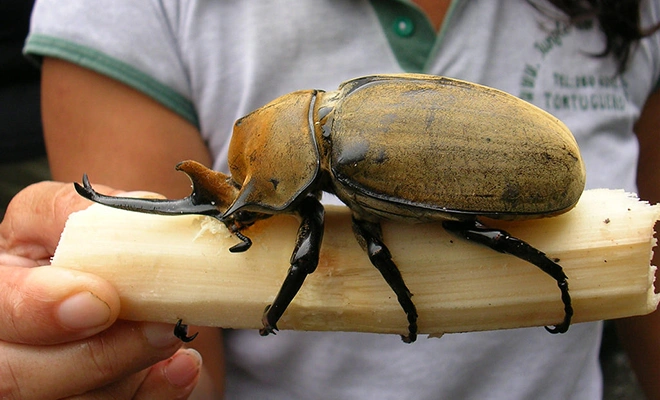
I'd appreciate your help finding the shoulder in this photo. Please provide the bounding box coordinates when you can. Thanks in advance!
[24,0,200,126]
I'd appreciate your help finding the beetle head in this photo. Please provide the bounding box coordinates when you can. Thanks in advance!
[176,161,268,252]
[222,90,321,217]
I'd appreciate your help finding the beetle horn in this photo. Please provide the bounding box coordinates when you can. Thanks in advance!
[175,160,239,212]
[74,160,239,218]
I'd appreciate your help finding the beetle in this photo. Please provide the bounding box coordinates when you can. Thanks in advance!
[75,73,585,343]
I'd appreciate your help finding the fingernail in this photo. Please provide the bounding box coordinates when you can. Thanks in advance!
[164,349,202,388]
[56,291,112,330]
[142,322,181,348]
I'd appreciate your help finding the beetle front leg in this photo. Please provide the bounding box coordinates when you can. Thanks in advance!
[442,219,572,334]
[260,194,325,336]
[174,319,199,342]
[352,219,418,343]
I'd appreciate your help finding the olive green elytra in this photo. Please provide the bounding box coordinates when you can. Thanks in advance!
[320,74,585,220]
[76,73,585,343]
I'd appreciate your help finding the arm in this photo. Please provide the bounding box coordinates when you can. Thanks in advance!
[616,88,660,399]
[41,57,212,196]
[41,57,224,398]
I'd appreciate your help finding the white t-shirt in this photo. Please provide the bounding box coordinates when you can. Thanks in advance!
[26,1,660,398]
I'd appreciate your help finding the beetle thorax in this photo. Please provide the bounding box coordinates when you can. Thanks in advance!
[224,90,323,215]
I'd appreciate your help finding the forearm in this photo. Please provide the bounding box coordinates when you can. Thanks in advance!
[41,57,212,197]
[620,88,660,399]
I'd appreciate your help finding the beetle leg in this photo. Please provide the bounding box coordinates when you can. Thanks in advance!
[352,219,418,343]
[442,220,572,334]
[173,319,199,342]
[229,231,252,253]
[260,194,325,336]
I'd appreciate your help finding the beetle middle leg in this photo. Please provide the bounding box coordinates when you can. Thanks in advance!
[352,218,418,343]
[442,219,572,334]
[260,194,325,336]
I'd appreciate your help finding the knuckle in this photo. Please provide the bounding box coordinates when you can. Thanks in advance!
[0,353,23,400]
[81,333,123,381]
[65,370,147,400]
[0,273,57,345]
[0,283,25,343]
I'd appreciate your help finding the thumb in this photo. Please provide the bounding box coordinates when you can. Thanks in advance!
[0,181,123,259]
[0,264,120,345]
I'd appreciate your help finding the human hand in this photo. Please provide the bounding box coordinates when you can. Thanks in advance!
[0,182,202,399]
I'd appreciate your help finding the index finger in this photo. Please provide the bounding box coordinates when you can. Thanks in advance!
[0,181,120,259]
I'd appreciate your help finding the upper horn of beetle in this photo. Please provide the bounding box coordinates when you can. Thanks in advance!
[222,90,322,217]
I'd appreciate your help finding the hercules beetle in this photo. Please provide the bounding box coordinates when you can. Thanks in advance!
[75,73,585,343]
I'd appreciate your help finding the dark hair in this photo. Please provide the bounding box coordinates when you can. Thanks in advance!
[531,0,660,73]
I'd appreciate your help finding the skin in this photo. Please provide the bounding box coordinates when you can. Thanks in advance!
[22,0,658,397]
[616,88,660,399]
[413,0,451,31]
[0,182,201,399]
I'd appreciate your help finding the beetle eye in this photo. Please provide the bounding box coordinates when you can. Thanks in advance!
[229,178,241,190]
[233,210,259,225]
[317,106,333,120]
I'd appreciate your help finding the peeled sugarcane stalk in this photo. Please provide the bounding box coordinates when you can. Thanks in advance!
[51,189,659,337]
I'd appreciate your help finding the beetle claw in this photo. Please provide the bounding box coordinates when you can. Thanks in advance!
[545,324,569,334]
[400,333,416,343]
[259,326,278,336]
[173,319,199,342]
[73,174,96,200]
[259,305,279,336]
[544,280,572,334]
[229,231,252,253]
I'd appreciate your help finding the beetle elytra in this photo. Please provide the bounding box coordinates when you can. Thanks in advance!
[76,74,585,343]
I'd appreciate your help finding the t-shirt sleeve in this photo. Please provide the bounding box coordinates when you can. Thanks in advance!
[640,0,660,94]
[24,0,199,127]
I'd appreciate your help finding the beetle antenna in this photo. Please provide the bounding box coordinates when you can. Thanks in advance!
[229,231,252,253]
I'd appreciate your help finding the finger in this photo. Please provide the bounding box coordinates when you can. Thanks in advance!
[64,370,149,400]
[0,265,120,344]
[63,348,201,400]
[134,348,202,399]
[0,181,120,259]
[0,321,183,400]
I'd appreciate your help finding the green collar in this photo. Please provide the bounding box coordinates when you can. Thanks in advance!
[369,0,461,72]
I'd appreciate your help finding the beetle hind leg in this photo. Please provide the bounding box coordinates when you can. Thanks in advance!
[442,219,572,334]
[352,218,418,343]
